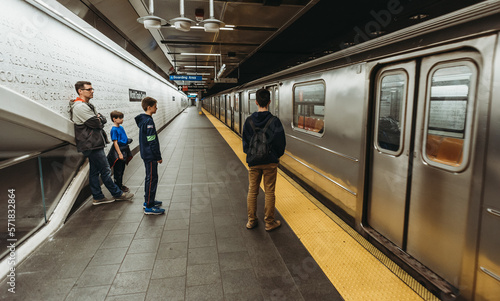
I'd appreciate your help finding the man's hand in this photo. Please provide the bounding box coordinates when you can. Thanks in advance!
[158,160,163,164]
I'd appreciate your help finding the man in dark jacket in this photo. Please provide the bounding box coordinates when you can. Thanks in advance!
[70,81,134,205]
[242,88,286,231]
[135,97,164,215]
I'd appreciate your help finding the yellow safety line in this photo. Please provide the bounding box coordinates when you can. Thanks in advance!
[203,109,436,301]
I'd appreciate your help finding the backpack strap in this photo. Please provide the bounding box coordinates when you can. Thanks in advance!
[248,116,275,132]
[248,118,256,131]
[262,116,276,132]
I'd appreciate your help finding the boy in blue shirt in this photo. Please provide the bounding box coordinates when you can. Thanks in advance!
[108,110,133,193]
[135,97,165,215]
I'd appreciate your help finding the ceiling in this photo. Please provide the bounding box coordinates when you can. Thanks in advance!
[57,0,483,96]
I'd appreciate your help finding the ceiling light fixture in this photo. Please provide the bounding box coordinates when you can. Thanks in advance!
[189,26,232,31]
[169,0,196,32]
[137,0,167,29]
[180,53,221,56]
[199,0,225,32]
[217,64,226,79]
[183,66,215,68]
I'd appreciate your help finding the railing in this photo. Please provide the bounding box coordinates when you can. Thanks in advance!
[0,144,84,259]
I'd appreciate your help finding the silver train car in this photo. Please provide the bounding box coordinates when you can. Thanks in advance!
[202,2,500,300]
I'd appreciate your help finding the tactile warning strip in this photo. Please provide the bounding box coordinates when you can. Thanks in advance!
[203,109,438,301]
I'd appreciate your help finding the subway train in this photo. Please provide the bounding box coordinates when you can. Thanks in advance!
[202,2,500,300]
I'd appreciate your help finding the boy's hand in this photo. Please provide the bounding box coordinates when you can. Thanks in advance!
[158,160,163,164]
[119,153,124,160]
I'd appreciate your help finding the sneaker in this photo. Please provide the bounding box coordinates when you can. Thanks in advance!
[93,197,115,206]
[120,185,130,193]
[246,219,258,229]
[115,191,134,201]
[265,220,281,232]
[144,207,165,215]
[143,200,163,208]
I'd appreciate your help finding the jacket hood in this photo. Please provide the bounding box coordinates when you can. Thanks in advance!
[135,113,151,127]
[251,111,273,128]
[69,98,82,109]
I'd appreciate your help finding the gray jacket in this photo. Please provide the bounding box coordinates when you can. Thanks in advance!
[69,99,109,152]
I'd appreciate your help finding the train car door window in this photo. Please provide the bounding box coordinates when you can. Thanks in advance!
[292,81,325,136]
[375,72,407,154]
[248,92,257,114]
[423,63,477,171]
[265,85,279,117]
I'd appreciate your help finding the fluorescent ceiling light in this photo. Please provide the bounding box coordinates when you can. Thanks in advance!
[185,73,211,75]
[180,53,221,56]
[187,26,233,31]
[183,66,215,69]
[13,154,30,162]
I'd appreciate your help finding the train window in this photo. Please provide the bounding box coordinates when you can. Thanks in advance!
[248,92,258,114]
[423,63,477,170]
[292,81,325,135]
[376,72,407,153]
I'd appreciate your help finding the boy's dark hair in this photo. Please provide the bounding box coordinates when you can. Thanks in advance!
[256,88,270,108]
[110,110,124,120]
[75,81,92,94]
[141,97,157,111]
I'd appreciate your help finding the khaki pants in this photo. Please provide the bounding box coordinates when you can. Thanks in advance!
[247,163,278,224]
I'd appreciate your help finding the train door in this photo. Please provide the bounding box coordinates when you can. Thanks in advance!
[226,94,232,127]
[221,96,226,123]
[230,93,234,130]
[234,92,241,134]
[367,51,482,287]
[266,85,280,117]
[367,61,416,248]
[248,91,258,115]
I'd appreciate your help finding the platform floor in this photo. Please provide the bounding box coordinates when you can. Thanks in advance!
[0,107,343,300]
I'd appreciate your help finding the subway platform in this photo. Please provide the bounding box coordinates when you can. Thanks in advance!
[0,107,431,301]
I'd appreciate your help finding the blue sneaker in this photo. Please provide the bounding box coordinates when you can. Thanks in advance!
[143,200,163,208]
[144,207,165,215]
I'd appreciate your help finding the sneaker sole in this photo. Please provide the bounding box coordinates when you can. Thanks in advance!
[265,223,282,232]
[115,196,134,201]
[92,199,115,205]
[246,223,258,229]
[143,205,162,209]
[144,211,165,215]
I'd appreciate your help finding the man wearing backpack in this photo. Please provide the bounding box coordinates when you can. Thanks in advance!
[242,88,286,231]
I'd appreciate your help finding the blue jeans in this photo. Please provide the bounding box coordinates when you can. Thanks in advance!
[84,148,122,199]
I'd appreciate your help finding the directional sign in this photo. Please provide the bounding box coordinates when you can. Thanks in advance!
[170,75,202,81]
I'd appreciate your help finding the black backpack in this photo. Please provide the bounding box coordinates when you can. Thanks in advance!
[247,116,276,165]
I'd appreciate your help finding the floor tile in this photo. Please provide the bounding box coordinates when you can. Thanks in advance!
[108,270,152,296]
[186,263,221,286]
[146,276,185,301]
[76,264,120,287]
[119,252,156,272]
[151,257,187,279]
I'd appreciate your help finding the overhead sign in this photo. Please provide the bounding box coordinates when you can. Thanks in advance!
[170,75,202,81]
[129,89,146,102]
[214,78,238,83]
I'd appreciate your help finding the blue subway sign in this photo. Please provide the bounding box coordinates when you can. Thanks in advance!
[169,75,202,81]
